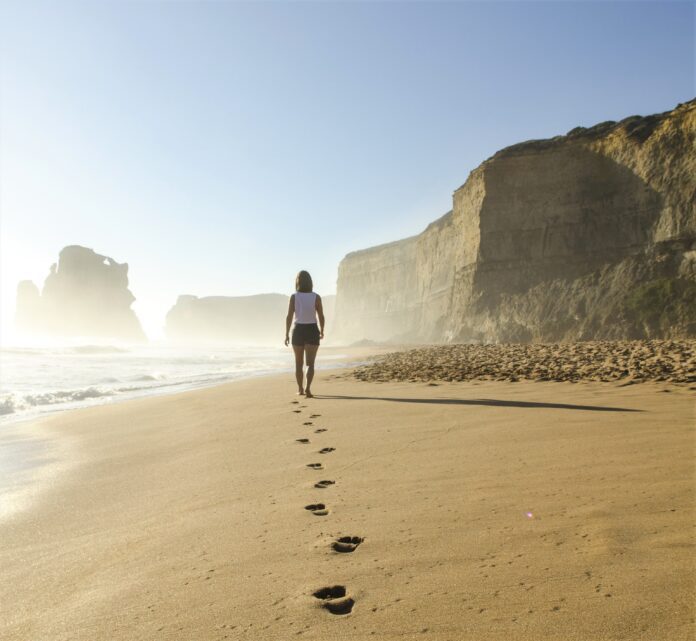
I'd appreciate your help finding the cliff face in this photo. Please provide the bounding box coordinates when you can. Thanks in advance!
[333,237,419,342]
[15,246,146,342]
[334,99,696,344]
[166,293,336,345]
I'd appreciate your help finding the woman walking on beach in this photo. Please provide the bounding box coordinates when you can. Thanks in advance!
[285,270,325,398]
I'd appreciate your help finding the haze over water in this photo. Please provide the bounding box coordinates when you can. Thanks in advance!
[0,342,353,424]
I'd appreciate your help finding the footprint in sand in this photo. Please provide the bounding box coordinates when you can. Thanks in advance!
[314,479,335,489]
[313,586,355,614]
[306,463,323,470]
[331,536,363,553]
[293,410,302,414]
[305,503,329,516]
[303,422,313,426]
[310,414,321,418]
[319,447,335,454]
[296,438,310,444]
[314,428,327,433]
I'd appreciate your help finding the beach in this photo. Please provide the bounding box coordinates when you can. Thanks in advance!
[0,363,693,640]
[0,343,376,425]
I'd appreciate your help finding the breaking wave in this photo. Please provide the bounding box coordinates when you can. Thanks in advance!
[0,344,356,424]
[0,386,116,415]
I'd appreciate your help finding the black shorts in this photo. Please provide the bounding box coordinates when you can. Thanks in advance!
[292,323,320,346]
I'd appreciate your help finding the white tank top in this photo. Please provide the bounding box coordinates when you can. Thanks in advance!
[294,291,317,324]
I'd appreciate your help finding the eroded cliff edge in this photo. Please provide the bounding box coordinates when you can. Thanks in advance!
[334,99,696,344]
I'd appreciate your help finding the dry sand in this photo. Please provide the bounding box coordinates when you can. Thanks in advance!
[0,368,693,640]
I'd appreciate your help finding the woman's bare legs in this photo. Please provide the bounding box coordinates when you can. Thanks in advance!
[292,345,305,394]
[304,344,319,398]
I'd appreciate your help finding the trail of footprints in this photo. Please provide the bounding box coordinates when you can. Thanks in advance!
[291,401,362,616]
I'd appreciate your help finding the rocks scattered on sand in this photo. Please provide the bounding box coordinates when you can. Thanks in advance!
[352,340,695,384]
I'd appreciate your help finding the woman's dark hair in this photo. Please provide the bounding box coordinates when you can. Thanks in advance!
[295,270,313,293]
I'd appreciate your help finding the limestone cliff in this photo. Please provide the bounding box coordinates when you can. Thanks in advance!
[166,293,335,345]
[334,99,696,344]
[15,246,146,342]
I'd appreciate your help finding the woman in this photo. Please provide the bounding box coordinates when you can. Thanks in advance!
[284,270,325,398]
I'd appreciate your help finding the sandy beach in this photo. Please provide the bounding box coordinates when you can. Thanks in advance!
[3,2,693,640]
[0,364,693,640]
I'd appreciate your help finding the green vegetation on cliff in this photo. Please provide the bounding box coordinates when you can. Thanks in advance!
[625,279,696,337]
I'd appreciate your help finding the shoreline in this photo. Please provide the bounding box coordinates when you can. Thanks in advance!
[0,344,390,522]
[0,367,693,640]
[0,345,385,428]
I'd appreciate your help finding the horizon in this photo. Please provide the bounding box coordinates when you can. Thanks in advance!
[1,0,694,342]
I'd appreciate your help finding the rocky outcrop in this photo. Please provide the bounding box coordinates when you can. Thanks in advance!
[166,294,289,345]
[334,99,696,344]
[165,294,335,345]
[15,246,146,342]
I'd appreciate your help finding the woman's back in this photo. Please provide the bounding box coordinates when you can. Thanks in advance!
[294,291,317,324]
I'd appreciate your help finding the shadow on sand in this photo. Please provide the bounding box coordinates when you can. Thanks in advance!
[315,395,642,413]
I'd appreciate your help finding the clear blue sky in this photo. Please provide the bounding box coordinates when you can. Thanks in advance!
[1,0,693,340]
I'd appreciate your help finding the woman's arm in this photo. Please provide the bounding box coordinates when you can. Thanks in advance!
[285,295,295,346]
[316,294,325,339]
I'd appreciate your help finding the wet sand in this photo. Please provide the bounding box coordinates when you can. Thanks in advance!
[0,369,693,640]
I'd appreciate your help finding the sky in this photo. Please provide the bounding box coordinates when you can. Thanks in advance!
[1,0,694,342]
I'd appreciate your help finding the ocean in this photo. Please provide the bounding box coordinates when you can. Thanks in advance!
[0,342,352,425]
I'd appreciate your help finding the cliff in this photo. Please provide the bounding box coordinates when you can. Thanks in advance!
[333,99,696,344]
[15,245,146,342]
[165,293,336,345]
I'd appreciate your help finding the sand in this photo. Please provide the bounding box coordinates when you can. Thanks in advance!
[0,368,693,640]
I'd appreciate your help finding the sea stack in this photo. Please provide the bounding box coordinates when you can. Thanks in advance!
[15,245,146,342]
